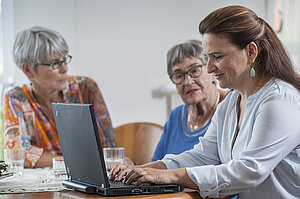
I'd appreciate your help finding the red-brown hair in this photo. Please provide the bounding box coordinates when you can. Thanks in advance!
[199,5,300,91]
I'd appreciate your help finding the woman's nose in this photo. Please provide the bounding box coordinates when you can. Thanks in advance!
[59,62,68,74]
[183,74,194,85]
[206,59,215,74]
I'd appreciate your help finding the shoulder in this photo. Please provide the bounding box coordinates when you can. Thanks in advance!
[4,86,27,101]
[169,104,185,117]
[68,76,100,92]
[256,79,300,105]
[257,79,300,112]
[68,76,98,86]
[272,79,300,98]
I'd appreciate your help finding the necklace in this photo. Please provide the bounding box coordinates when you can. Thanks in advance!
[187,91,220,131]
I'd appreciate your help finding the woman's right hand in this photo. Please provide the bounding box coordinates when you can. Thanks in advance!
[109,161,171,184]
[109,164,137,182]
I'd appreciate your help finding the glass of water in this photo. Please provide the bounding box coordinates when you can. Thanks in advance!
[103,147,124,173]
[52,157,67,180]
[3,148,25,176]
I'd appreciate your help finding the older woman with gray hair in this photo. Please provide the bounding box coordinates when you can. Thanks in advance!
[152,40,227,161]
[2,26,118,168]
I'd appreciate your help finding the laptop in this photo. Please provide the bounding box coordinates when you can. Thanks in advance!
[51,103,184,196]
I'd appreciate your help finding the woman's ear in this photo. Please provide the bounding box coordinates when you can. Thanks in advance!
[21,63,36,79]
[247,42,258,64]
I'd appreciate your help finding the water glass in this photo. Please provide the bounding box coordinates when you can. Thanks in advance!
[3,148,25,176]
[103,147,124,172]
[52,157,67,180]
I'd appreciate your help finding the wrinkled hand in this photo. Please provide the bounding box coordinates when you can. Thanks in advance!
[109,164,173,185]
[123,157,135,166]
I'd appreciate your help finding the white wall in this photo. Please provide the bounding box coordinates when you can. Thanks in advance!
[2,0,267,127]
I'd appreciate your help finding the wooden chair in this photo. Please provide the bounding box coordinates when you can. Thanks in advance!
[114,122,163,165]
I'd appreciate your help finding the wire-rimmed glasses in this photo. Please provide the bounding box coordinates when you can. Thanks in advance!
[170,64,203,84]
[35,55,72,70]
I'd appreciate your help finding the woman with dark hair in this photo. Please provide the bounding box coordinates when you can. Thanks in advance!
[110,6,300,199]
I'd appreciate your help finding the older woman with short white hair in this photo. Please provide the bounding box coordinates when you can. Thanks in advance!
[2,26,117,168]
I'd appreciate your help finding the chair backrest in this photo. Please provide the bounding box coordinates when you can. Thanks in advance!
[114,122,163,165]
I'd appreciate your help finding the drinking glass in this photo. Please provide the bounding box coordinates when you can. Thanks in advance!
[103,147,124,173]
[52,157,67,180]
[3,148,25,176]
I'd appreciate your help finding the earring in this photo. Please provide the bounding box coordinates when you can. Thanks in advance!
[250,67,256,78]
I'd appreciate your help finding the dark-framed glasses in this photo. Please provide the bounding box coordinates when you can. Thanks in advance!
[36,55,72,70]
[170,65,203,84]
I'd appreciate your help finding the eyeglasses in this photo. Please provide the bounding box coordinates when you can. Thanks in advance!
[170,65,203,84]
[36,55,72,70]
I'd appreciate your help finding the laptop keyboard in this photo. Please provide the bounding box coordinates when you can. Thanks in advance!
[109,180,135,187]
[109,179,153,188]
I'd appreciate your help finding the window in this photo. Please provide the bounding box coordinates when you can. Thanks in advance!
[0,0,4,160]
[280,0,300,73]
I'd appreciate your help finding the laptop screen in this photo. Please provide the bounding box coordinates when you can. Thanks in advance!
[52,103,109,188]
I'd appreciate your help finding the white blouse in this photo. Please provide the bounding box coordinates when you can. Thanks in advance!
[162,79,300,199]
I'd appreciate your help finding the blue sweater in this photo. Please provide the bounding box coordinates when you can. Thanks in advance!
[152,104,211,161]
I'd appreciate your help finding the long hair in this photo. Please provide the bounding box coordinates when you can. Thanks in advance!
[199,5,300,91]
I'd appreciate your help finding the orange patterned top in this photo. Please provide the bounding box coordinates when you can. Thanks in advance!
[2,76,117,167]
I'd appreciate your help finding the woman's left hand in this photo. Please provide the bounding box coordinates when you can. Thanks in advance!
[123,167,178,185]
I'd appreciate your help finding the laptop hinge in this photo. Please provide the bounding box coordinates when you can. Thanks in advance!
[62,180,96,193]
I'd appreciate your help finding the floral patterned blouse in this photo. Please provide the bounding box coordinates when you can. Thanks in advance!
[2,76,117,168]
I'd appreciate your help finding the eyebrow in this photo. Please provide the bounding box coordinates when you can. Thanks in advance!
[188,63,202,68]
[207,51,223,56]
[172,63,202,73]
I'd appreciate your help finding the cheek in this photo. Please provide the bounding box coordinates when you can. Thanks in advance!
[176,85,185,96]
[195,75,212,86]
[216,61,227,71]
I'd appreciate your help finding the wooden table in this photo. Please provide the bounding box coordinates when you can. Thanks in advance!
[0,169,231,199]
[0,189,203,199]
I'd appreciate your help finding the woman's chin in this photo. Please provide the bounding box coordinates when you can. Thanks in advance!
[218,81,228,89]
[184,98,201,106]
[57,83,67,91]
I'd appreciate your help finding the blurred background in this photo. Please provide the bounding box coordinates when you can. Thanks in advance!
[0,0,299,129]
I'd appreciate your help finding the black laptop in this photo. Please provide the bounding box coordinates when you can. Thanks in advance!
[51,103,184,196]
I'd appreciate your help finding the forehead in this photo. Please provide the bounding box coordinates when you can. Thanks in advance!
[172,57,204,71]
[202,33,236,55]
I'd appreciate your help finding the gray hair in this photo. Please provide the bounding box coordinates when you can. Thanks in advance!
[13,26,69,71]
[166,39,206,75]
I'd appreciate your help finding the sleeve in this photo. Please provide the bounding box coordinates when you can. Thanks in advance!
[151,122,169,161]
[2,93,43,168]
[183,95,300,198]
[80,77,117,147]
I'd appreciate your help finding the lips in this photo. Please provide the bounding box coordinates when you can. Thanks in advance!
[186,88,199,95]
[215,73,224,80]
